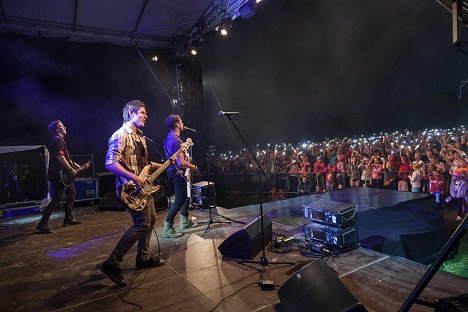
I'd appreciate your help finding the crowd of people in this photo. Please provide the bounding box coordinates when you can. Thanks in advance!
[204,127,468,220]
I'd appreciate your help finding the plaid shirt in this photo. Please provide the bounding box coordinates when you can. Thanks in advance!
[105,123,148,189]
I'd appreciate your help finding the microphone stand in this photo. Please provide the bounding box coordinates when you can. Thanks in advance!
[193,138,244,232]
[223,114,294,290]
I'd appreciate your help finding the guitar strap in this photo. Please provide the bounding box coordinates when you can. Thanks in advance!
[61,138,77,170]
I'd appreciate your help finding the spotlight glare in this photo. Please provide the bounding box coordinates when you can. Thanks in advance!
[220,29,228,36]
[190,49,197,56]
[152,56,158,61]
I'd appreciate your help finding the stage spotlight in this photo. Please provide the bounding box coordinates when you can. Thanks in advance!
[218,18,232,36]
[190,48,198,56]
[152,56,158,61]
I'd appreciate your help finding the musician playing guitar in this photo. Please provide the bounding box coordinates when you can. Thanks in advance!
[36,120,84,234]
[162,115,199,238]
[100,100,165,287]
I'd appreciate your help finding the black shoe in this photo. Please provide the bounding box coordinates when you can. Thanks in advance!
[63,218,82,226]
[136,257,165,270]
[36,223,52,234]
[100,261,126,286]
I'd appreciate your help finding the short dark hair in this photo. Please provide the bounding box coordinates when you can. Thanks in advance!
[165,114,181,129]
[48,120,62,134]
[123,100,145,122]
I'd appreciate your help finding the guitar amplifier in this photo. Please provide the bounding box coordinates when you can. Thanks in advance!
[192,181,215,196]
[192,194,215,207]
[304,222,358,249]
[302,199,357,227]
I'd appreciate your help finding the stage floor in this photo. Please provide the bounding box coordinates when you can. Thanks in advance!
[0,188,466,312]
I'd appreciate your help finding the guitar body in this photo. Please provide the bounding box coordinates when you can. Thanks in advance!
[59,170,74,187]
[118,138,192,212]
[119,165,161,211]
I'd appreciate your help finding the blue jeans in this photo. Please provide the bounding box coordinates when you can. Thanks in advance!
[430,192,441,203]
[165,171,189,224]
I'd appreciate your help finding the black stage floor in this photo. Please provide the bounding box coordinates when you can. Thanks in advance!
[0,188,466,312]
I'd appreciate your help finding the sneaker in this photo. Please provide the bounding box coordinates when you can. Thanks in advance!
[136,257,165,270]
[100,261,126,286]
[63,218,82,227]
[36,223,52,234]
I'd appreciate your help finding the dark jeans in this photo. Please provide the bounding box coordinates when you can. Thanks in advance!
[165,171,189,224]
[316,174,325,191]
[40,179,76,224]
[447,197,465,217]
[107,198,156,266]
[371,178,383,189]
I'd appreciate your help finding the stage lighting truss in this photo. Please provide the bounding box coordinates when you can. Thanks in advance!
[184,0,260,46]
[436,0,468,45]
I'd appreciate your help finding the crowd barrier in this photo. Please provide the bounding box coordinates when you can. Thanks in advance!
[195,171,453,197]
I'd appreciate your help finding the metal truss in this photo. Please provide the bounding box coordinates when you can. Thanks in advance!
[437,0,468,29]
[184,0,255,45]
[0,16,171,49]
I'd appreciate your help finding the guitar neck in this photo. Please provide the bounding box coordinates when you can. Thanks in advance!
[146,140,191,184]
[75,161,90,174]
[146,158,173,184]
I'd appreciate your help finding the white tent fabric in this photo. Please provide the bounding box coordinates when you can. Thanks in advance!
[0,0,213,48]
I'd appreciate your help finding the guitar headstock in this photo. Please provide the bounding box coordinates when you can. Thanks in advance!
[181,138,192,153]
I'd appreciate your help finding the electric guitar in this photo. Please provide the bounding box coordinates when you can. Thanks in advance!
[119,138,192,211]
[59,160,91,187]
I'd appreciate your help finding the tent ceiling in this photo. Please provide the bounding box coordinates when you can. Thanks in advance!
[0,0,253,49]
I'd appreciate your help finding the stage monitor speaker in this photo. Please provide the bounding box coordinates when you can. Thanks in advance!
[278,259,367,312]
[218,215,272,259]
[98,191,124,211]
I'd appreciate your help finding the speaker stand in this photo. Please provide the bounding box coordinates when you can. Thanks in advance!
[398,213,468,312]
[224,114,295,290]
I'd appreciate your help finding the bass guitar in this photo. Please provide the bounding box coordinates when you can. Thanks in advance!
[119,138,192,211]
[59,160,91,187]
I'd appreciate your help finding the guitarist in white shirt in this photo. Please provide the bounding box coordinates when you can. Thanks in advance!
[36,120,83,234]
[162,115,199,238]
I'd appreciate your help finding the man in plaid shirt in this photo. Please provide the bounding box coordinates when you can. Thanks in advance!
[100,100,164,286]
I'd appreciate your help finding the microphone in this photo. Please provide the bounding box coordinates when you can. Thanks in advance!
[143,136,154,142]
[183,126,197,132]
[218,111,240,116]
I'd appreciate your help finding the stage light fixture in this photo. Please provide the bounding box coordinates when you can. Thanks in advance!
[190,48,198,56]
[218,18,232,36]
[152,56,158,61]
